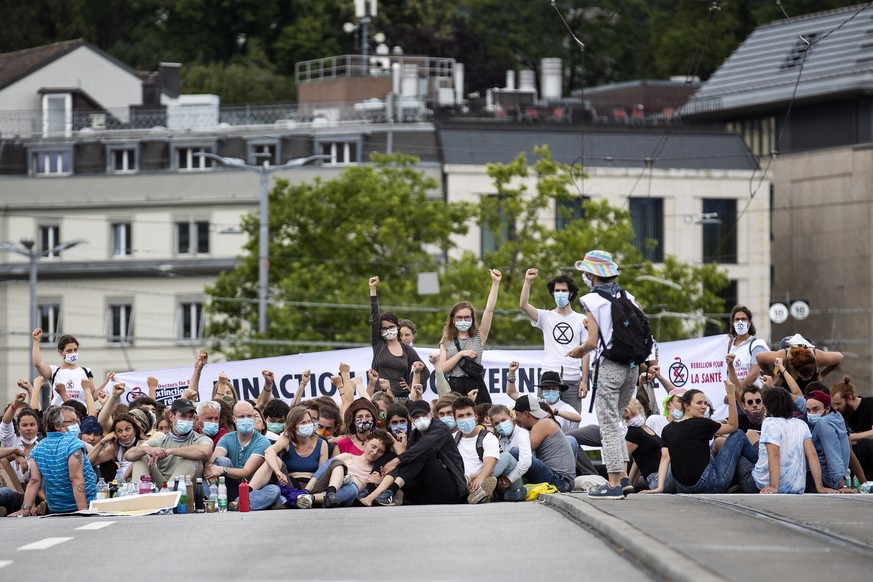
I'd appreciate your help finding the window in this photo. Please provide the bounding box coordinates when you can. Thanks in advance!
[176,220,210,254]
[556,196,588,230]
[179,302,204,340]
[481,195,515,257]
[30,149,72,176]
[630,198,664,262]
[108,146,139,173]
[38,303,61,344]
[39,225,61,257]
[173,146,214,171]
[111,222,132,257]
[702,199,737,263]
[321,141,359,165]
[247,142,279,166]
[42,93,71,136]
[108,303,134,344]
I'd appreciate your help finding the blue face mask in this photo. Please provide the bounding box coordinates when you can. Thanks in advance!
[390,423,408,436]
[440,417,456,430]
[495,420,513,436]
[266,422,285,434]
[66,424,81,438]
[175,419,194,435]
[542,389,560,404]
[456,417,476,434]
[236,418,255,434]
[454,320,472,332]
[202,422,219,437]
[670,409,684,420]
[297,423,316,438]
[554,292,570,308]
[807,413,822,426]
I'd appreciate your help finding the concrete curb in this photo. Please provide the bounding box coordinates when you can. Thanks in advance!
[542,494,726,582]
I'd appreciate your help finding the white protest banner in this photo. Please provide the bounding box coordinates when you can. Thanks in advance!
[652,334,731,419]
[113,335,731,426]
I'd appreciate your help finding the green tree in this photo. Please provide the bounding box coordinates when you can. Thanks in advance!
[204,153,472,359]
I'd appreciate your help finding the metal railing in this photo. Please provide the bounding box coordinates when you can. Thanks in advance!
[295,54,456,85]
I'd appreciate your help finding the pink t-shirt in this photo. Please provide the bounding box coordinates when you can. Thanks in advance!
[335,436,363,455]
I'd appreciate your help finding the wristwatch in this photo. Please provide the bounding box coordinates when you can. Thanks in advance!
[20,504,31,511]
[223,466,229,476]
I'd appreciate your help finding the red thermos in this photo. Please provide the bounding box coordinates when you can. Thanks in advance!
[239,479,250,512]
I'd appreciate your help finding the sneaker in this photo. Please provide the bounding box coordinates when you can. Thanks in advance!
[323,491,340,508]
[467,476,498,504]
[620,477,635,496]
[587,483,625,500]
[295,494,314,509]
[375,491,395,506]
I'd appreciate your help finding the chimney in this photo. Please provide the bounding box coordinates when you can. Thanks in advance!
[518,70,536,94]
[505,70,516,91]
[142,72,162,105]
[159,62,182,98]
[540,58,562,100]
[454,63,464,106]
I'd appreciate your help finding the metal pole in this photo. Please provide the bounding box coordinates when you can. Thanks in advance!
[361,16,369,66]
[258,168,269,336]
[27,244,45,407]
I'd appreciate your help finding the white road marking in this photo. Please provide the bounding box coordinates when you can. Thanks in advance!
[0,560,13,569]
[17,537,74,551]
[75,521,115,531]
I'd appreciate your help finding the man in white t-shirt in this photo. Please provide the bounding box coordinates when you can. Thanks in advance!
[452,397,520,504]
[520,268,589,412]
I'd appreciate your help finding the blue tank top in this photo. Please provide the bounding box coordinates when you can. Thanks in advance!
[281,437,324,473]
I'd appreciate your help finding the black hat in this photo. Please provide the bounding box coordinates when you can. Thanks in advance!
[170,398,196,414]
[536,371,569,393]
[408,401,431,418]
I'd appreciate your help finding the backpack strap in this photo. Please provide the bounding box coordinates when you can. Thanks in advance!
[454,428,487,462]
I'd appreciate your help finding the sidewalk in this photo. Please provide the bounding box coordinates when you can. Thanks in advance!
[543,493,873,582]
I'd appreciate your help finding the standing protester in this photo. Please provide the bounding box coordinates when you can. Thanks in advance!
[519,268,590,413]
[32,328,94,407]
[568,250,654,499]
[438,268,502,405]
[726,306,769,392]
[368,276,429,400]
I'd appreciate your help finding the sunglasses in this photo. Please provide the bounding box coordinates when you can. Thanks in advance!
[745,398,762,405]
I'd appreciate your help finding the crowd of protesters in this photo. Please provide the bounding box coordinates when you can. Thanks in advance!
[2,250,870,516]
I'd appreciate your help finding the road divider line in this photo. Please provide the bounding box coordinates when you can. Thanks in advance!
[18,537,74,551]
[76,521,115,531]
[0,560,13,569]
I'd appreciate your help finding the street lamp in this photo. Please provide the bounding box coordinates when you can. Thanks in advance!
[0,237,86,404]
[197,153,331,336]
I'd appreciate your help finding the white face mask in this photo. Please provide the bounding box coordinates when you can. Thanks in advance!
[625,415,646,428]
[581,273,594,289]
[412,416,431,432]
[64,352,79,365]
[381,327,398,341]
[733,321,749,336]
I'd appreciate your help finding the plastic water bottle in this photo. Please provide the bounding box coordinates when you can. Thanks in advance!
[217,477,227,513]
[96,478,110,499]
[209,481,218,504]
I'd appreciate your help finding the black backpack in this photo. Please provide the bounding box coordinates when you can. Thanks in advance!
[454,429,489,461]
[594,288,653,366]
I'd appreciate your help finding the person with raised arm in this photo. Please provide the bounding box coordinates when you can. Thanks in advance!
[32,328,94,407]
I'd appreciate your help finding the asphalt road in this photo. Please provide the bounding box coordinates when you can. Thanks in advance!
[0,502,649,582]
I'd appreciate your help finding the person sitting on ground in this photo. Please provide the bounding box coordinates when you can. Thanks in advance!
[263,399,291,443]
[660,384,755,494]
[438,269,502,405]
[433,394,459,432]
[0,388,41,516]
[368,276,430,401]
[196,400,227,447]
[10,405,96,516]
[249,406,328,510]
[97,381,129,432]
[830,376,873,482]
[804,390,861,491]
[125,398,213,486]
[32,329,95,407]
[428,352,452,397]
[636,361,675,419]
[211,372,239,407]
[129,394,159,420]
[506,369,582,432]
[297,430,396,509]
[488,404,531,502]
[336,398,379,455]
[129,407,159,441]
[746,388,836,494]
[756,334,843,393]
[202,400,270,503]
[252,406,267,436]
[87,413,142,482]
[452,397,522,504]
[624,398,671,494]
[646,387,686,437]
[512,395,576,494]
[378,400,467,505]
[385,403,411,455]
